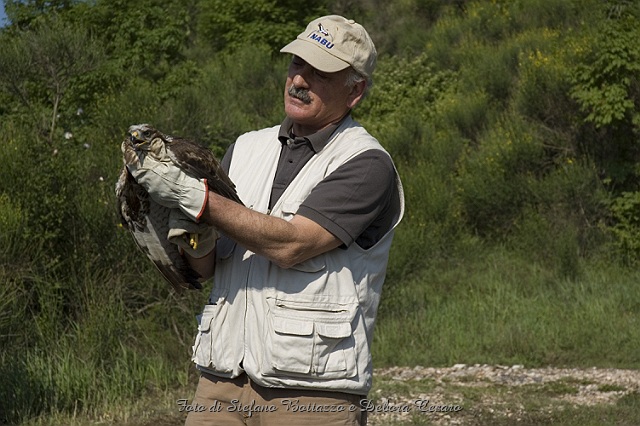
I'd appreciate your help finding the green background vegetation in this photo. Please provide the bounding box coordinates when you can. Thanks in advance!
[1,0,639,424]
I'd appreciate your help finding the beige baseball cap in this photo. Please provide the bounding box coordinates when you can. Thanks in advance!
[280,15,377,79]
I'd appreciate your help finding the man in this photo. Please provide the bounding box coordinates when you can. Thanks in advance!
[130,15,404,425]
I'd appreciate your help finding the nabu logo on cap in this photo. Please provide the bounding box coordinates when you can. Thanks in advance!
[317,23,329,36]
[308,22,334,49]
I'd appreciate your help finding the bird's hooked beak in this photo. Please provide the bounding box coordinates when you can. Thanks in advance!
[129,130,141,143]
[129,130,150,148]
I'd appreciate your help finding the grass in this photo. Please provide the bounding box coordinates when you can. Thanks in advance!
[373,245,640,369]
[0,262,206,426]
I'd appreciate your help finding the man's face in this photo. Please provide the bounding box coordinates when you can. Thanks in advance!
[284,56,362,136]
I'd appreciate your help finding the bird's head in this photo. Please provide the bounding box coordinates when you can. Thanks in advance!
[127,124,162,149]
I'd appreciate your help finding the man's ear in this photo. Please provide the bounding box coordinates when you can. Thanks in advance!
[347,80,367,109]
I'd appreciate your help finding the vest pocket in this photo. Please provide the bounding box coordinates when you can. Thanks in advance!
[270,316,314,374]
[191,289,234,373]
[262,298,357,379]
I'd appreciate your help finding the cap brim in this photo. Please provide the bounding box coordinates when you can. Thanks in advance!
[280,39,350,73]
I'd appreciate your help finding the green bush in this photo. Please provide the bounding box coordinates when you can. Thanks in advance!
[509,0,589,31]
[357,52,455,144]
[570,13,640,130]
[196,0,328,53]
[455,116,545,235]
[436,88,493,142]
[609,191,640,265]
[161,44,288,149]
[512,30,579,131]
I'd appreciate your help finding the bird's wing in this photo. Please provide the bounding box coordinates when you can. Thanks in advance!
[167,137,243,205]
[116,164,202,293]
[130,197,202,292]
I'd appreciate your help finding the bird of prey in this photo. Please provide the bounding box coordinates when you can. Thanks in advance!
[115,124,241,292]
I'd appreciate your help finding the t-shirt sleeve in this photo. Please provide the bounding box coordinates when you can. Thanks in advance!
[220,142,235,174]
[296,149,397,247]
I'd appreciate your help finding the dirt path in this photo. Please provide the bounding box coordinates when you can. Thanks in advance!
[366,364,640,425]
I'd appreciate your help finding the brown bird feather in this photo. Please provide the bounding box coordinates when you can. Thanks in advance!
[115,124,241,292]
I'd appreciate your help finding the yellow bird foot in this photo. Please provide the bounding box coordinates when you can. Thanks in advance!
[189,233,198,250]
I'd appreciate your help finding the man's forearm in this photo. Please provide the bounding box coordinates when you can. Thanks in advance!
[201,191,340,269]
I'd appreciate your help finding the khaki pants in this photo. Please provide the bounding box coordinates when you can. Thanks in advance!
[184,372,367,425]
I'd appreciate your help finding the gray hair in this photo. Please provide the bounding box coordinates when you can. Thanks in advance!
[345,67,372,99]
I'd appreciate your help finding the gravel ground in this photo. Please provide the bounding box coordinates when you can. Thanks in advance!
[366,364,640,425]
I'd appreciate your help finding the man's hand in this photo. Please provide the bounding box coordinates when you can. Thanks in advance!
[167,210,218,258]
[127,154,208,222]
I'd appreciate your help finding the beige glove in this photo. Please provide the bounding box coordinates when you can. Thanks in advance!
[127,153,208,222]
[167,210,218,258]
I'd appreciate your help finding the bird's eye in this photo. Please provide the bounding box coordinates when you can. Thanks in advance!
[143,130,151,137]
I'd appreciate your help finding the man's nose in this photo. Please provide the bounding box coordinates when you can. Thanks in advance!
[290,64,312,87]
[291,73,308,88]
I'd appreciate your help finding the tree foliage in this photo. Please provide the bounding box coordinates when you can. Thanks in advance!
[197,0,329,53]
[4,0,75,28]
[0,18,103,143]
[570,7,640,130]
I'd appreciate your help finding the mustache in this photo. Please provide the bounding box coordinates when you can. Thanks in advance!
[288,85,312,104]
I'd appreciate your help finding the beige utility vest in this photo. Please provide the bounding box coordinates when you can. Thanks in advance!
[192,116,404,394]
